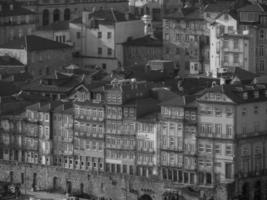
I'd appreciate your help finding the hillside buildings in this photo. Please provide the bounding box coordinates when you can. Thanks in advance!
[0,1,36,45]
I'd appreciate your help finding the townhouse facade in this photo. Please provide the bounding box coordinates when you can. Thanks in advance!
[208,11,252,77]
[70,9,145,72]
[0,1,36,45]
[163,7,209,75]
[2,78,267,199]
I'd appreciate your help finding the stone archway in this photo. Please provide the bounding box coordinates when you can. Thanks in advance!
[53,9,60,22]
[43,9,49,25]
[138,194,153,200]
[64,8,71,21]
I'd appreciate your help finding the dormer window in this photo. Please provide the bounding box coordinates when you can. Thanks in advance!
[243,92,248,100]
[254,91,259,99]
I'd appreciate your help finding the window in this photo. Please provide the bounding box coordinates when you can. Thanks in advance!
[215,124,222,136]
[225,163,232,179]
[225,145,232,156]
[259,60,264,72]
[206,144,212,153]
[198,143,204,152]
[254,106,259,114]
[226,125,232,137]
[224,14,229,20]
[107,48,112,56]
[215,107,222,116]
[226,107,233,117]
[107,32,112,39]
[97,32,102,38]
[215,144,221,154]
[165,33,169,40]
[233,39,238,49]
[233,53,239,63]
[260,30,265,40]
[76,32,81,39]
[259,45,264,56]
[98,48,102,55]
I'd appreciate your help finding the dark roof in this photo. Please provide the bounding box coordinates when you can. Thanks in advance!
[165,7,204,21]
[0,2,35,17]
[200,84,267,104]
[204,1,235,12]
[70,17,82,24]
[36,21,69,31]
[0,56,23,66]
[237,3,265,12]
[0,81,20,97]
[122,35,163,47]
[88,9,136,25]
[160,95,185,107]
[124,97,159,107]
[0,35,72,51]
[232,67,257,83]
[22,73,83,93]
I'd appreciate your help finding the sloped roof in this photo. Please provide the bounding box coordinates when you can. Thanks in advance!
[0,35,72,51]
[200,84,267,104]
[37,21,70,31]
[0,81,20,97]
[0,56,23,66]
[88,9,136,25]
[122,35,163,47]
[237,3,265,12]
[204,1,235,12]
[164,7,204,21]
[0,2,35,17]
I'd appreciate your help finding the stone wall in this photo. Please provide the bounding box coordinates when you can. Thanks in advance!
[0,161,230,200]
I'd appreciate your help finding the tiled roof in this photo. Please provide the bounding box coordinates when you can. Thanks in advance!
[204,1,235,12]
[201,84,267,104]
[122,35,163,47]
[0,3,35,17]
[36,21,69,31]
[237,3,265,12]
[164,7,204,20]
[88,9,136,25]
[22,74,83,93]
[160,95,185,107]
[231,67,257,83]
[0,56,23,66]
[0,81,20,97]
[0,35,72,51]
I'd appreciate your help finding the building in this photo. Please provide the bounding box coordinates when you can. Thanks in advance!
[0,1,36,45]
[163,7,210,75]
[104,79,153,175]
[159,95,197,185]
[53,103,74,169]
[33,21,72,45]
[73,85,106,172]
[136,113,160,177]
[208,11,252,77]
[22,72,84,101]
[236,2,267,75]
[70,9,145,72]
[0,35,73,76]
[35,0,128,26]
[122,35,163,67]
[0,55,25,75]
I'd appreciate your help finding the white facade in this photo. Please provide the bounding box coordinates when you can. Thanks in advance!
[70,11,145,72]
[209,13,251,77]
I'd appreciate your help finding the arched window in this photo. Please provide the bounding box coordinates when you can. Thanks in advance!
[53,9,60,22]
[43,9,49,25]
[64,8,71,21]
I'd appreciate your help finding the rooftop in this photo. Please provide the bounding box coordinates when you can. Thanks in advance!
[0,35,72,51]
[0,55,23,66]
[204,1,235,12]
[0,2,35,17]
[122,35,163,47]
[87,9,137,25]
[36,21,70,31]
